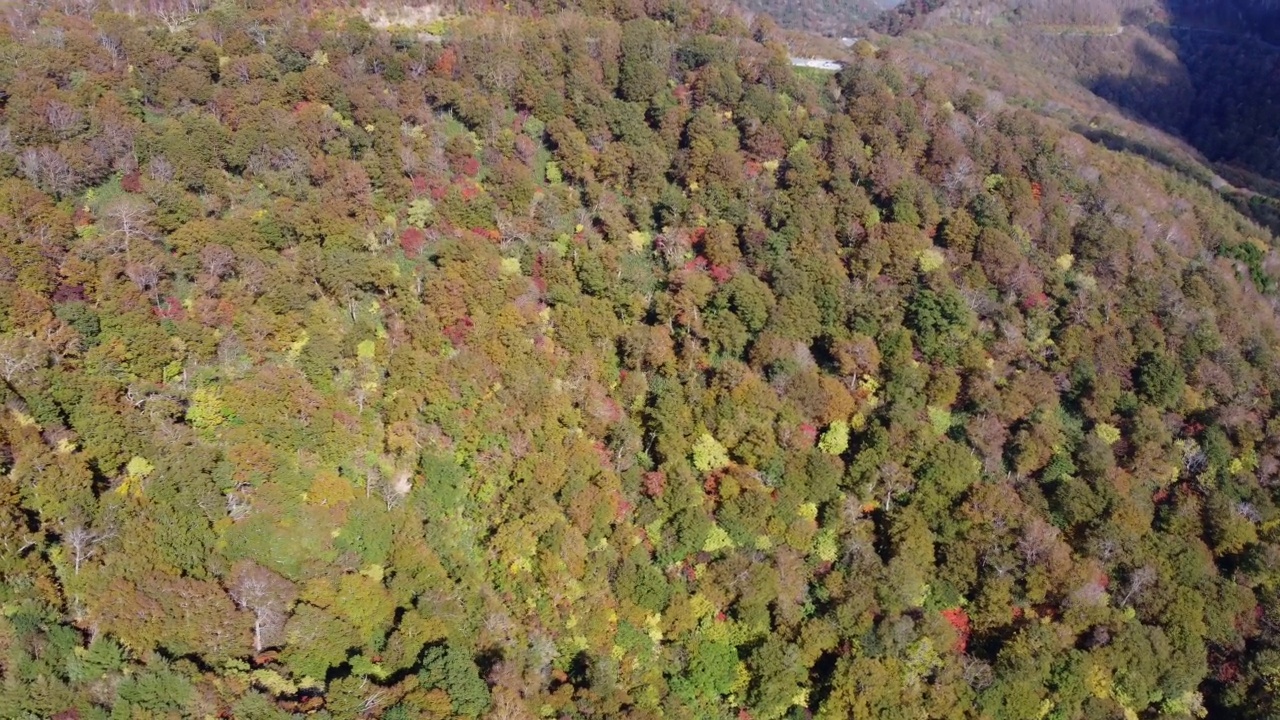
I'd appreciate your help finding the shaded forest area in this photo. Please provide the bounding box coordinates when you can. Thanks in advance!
[1089,8,1280,188]
[866,0,1280,188]
[0,0,1279,719]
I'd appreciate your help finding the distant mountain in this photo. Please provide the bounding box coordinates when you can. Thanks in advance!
[734,0,898,37]
[863,0,1280,208]
[871,0,1158,34]
[1168,0,1280,44]
[872,0,1280,41]
[735,0,1280,227]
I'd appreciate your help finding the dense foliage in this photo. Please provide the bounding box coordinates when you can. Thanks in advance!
[730,0,882,38]
[1,1,1280,719]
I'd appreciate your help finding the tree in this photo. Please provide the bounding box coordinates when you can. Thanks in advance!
[746,636,809,720]
[63,522,115,576]
[96,574,251,663]
[674,638,741,705]
[229,560,298,654]
[1135,351,1184,408]
[418,643,491,717]
[618,19,670,102]
[0,333,45,385]
[151,0,211,33]
[818,420,850,456]
[282,604,361,680]
[99,196,156,259]
[692,432,731,473]
[906,288,973,365]
[0,4,1274,717]
[17,147,78,197]
[116,665,194,714]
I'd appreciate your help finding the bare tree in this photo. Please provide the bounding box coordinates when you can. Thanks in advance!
[148,0,208,32]
[487,687,537,720]
[238,257,269,297]
[100,195,155,258]
[1232,486,1262,515]
[0,334,45,385]
[97,30,123,65]
[876,460,915,511]
[199,244,236,279]
[357,687,388,716]
[1067,577,1109,609]
[228,560,297,654]
[125,259,163,302]
[48,0,100,17]
[63,522,116,575]
[146,155,174,183]
[18,147,78,197]
[0,513,38,560]
[961,656,994,690]
[1116,565,1157,607]
[226,484,252,521]
[94,119,136,173]
[44,99,85,139]
[942,155,976,200]
[375,469,410,512]
[1086,536,1120,564]
[352,383,370,414]
[244,22,270,50]
[1017,517,1062,565]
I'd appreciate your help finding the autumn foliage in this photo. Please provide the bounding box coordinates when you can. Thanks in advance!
[0,1,1274,719]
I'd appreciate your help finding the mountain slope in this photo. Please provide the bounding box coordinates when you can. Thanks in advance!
[732,0,886,37]
[0,1,1278,719]
[866,0,1280,196]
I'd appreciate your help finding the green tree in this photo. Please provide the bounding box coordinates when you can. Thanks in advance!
[418,643,492,717]
[907,287,973,365]
[619,19,670,102]
[1135,351,1185,408]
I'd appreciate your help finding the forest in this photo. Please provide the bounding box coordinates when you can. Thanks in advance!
[864,0,1280,193]
[729,0,882,39]
[1,0,1280,718]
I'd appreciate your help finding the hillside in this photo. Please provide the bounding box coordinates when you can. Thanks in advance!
[0,1,1279,719]
[865,0,1280,200]
[731,0,884,37]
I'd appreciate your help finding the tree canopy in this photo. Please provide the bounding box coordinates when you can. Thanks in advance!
[0,0,1277,719]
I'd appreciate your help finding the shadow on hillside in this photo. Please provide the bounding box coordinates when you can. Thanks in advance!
[1084,2,1280,187]
[1077,124,1280,238]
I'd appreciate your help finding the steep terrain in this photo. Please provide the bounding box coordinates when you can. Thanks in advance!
[0,1,1279,719]
[731,0,884,37]
[868,0,1280,196]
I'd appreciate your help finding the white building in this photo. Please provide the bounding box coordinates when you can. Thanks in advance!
[789,57,844,71]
